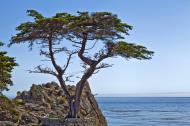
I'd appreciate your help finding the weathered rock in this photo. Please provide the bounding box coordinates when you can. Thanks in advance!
[0,82,107,126]
[19,112,39,125]
[41,118,98,126]
[0,121,17,126]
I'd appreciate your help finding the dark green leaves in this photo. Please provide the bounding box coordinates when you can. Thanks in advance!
[68,11,133,40]
[112,41,154,60]
[10,10,75,47]
[10,10,134,47]
[27,10,44,20]
[9,10,153,71]
[0,42,18,93]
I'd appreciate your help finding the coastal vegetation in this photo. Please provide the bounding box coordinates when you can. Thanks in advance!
[9,10,154,119]
[0,42,18,94]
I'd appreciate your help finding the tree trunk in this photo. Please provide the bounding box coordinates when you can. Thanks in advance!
[57,76,77,118]
[65,83,83,118]
[73,82,83,118]
[58,76,70,98]
[73,66,96,118]
[66,96,76,118]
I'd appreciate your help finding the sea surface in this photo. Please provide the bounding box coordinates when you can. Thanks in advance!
[96,97,190,126]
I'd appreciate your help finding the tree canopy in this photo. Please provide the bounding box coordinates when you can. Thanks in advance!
[0,42,18,94]
[10,10,154,118]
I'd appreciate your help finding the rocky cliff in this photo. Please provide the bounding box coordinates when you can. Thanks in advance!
[0,82,107,126]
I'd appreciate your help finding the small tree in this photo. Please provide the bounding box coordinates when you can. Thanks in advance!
[0,42,18,94]
[9,10,154,118]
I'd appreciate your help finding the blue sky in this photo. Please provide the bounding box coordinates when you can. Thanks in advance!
[1,0,190,96]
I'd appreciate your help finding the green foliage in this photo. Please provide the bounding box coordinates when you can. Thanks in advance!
[12,99,25,106]
[0,95,10,103]
[26,10,44,20]
[10,10,153,61]
[9,10,133,46]
[0,42,18,94]
[0,95,21,122]
[107,41,154,60]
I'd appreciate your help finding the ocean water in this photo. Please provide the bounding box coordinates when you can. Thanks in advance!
[96,97,190,126]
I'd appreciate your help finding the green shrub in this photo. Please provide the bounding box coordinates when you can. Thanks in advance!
[0,95,21,123]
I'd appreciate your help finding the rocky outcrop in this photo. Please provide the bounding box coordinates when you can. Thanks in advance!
[41,118,98,126]
[0,121,17,126]
[0,82,107,126]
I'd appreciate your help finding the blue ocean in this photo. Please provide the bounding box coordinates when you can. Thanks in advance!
[96,97,190,126]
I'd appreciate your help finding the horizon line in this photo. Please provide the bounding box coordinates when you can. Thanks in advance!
[95,92,190,97]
